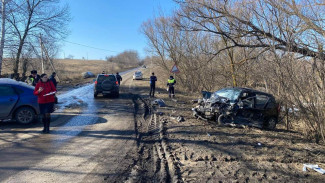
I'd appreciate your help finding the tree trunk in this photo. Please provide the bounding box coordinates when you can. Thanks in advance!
[0,0,6,76]
[13,40,24,75]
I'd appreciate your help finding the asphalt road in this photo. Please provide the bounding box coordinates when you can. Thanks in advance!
[0,68,144,183]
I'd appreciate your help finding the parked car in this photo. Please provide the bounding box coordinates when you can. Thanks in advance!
[94,74,119,98]
[0,79,40,124]
[133,71,143,80]
[193,87,280,129]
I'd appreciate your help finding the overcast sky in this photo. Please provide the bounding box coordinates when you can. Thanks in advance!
[59,0,178,60]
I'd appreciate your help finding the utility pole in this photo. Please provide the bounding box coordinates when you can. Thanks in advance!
[39,34,44,73]
[0,0,6,76]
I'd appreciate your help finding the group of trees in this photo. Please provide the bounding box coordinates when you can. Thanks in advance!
[142,0,325,142]
[106,50,141,68]
[0,0,70,78]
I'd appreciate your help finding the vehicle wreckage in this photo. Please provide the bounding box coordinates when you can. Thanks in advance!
[192,87,280,129]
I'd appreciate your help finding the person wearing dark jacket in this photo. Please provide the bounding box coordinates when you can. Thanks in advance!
[149,72,157,97]
[49,72,58,104]
[27,70,41,86]
[167,75,176,98]
[49,72,58,88]
[116,72,122,85]
[34,74,56,133]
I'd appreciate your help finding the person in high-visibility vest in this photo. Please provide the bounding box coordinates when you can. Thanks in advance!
[27,70,40,86]
[167,75,176,98]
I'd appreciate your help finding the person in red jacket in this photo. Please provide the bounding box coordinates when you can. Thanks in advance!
[34,73,57,133]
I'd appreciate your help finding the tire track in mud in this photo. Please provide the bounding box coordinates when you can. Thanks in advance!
[126,96,182,183]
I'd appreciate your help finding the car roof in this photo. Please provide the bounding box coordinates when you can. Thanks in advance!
[220,87,275,97]
[0,78,31,86]
[0,78,34,88]
[98,74,116,76]
[0,78,24,85]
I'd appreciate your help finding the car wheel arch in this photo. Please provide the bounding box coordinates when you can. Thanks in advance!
[264,116,278,130]
[12,105,38,119]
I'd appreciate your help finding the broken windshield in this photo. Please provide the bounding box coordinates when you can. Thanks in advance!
[213,88,242,103]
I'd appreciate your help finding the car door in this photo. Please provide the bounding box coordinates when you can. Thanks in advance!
[0,85,19,118]
[251,94,270,122]
[237,92,256,123]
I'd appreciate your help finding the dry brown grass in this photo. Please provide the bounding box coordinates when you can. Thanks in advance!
[1,58,134,81]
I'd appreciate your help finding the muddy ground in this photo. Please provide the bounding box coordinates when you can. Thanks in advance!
[129,67,325,183]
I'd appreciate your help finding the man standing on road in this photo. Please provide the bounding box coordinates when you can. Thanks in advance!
[49,72,58,88]
[49,72,58,104]
[27,70,41,86]
[167,75,176,98]
[149,72,157,97]
[116,72,122,85]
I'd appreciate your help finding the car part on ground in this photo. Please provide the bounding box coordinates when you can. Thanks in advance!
[82,71,95,79]
[193,87,279,130]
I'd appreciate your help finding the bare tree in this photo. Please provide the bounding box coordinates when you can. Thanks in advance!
[6,0,70,75]
[0,0,7,76]
[106,50,141,67]
[140,0,325,142]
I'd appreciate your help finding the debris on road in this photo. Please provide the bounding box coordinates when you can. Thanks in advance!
[303,164,325,174]
[152,99,166,107]
[192,99,198,103]
[177,116,185,122]
[157,112,164,116]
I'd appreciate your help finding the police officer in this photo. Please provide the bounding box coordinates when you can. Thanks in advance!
[167,75,176,98]
[27,70,41,86]
[116,72,122,85]
[149,72,157,97]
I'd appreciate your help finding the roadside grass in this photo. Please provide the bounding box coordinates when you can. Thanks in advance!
[1,59,135,83]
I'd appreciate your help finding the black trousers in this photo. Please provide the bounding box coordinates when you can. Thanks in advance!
[169,86,175,97]
[150,85,156,97]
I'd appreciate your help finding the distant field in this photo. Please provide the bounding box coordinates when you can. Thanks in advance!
[1,59,132,81]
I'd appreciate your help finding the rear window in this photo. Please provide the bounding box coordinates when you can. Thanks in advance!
[97,75,116,82]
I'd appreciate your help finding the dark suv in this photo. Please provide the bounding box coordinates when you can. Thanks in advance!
[94,74,119,98]
[193,87,280,129]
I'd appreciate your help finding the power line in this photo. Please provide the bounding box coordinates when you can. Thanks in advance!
[63,40,118,53]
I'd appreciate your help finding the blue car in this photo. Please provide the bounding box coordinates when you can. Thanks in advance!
[0,78,40,124]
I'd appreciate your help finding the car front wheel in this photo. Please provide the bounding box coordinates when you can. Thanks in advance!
[14,107,36,124]
[217,114,232,125]
[264,117,277,130]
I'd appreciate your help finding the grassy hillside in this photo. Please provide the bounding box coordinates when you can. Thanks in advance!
[1,59,133,81]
